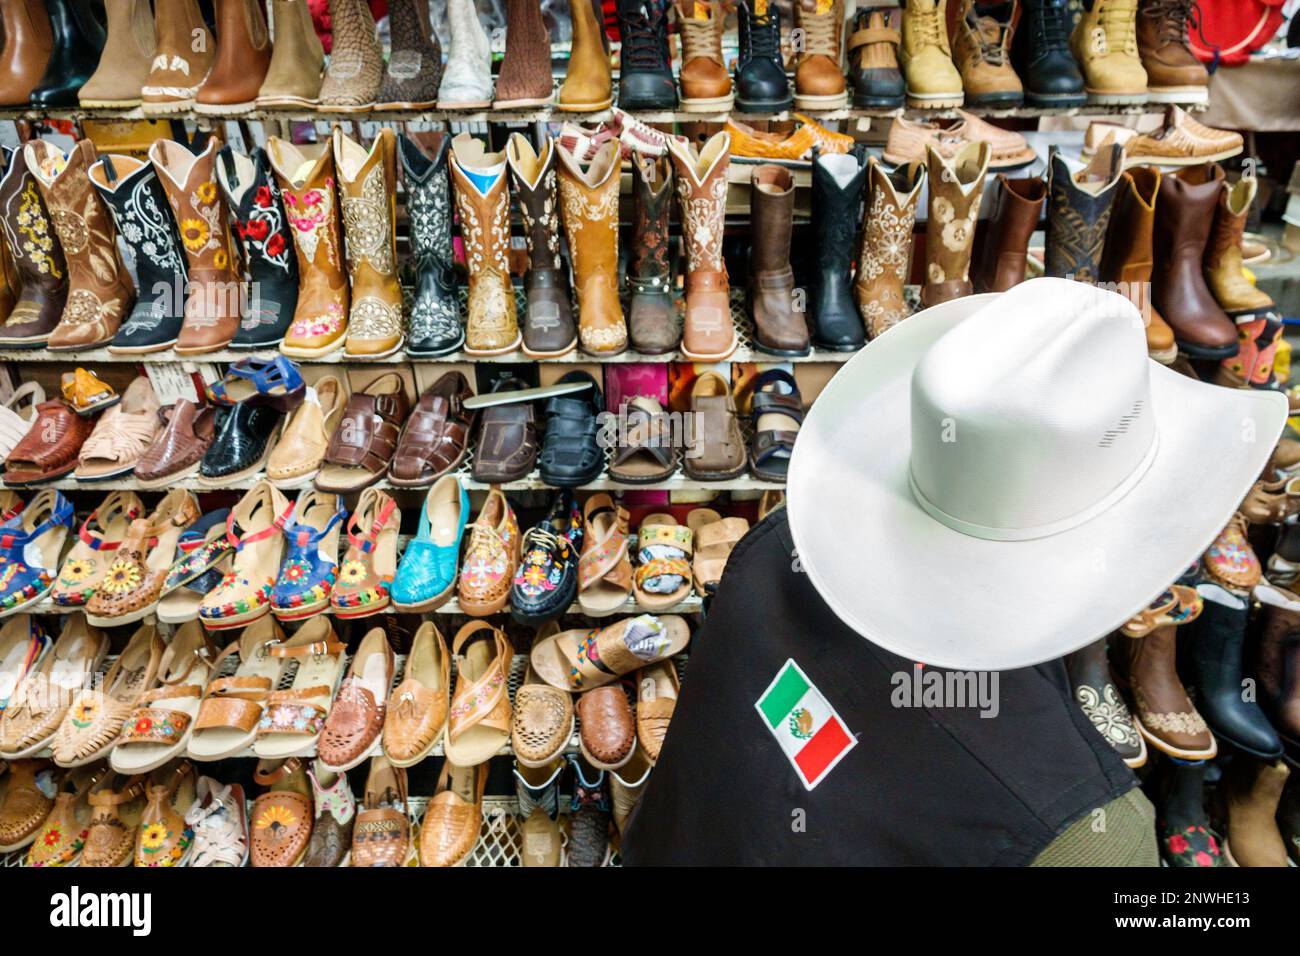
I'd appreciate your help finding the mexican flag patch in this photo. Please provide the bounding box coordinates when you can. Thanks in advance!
[755,659,856,791]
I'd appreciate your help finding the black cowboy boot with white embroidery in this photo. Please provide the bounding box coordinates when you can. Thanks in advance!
[399,133,462,356]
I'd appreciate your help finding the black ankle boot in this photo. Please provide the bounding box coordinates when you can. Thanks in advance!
[399,133,463,356]
[1013,0,1086,108]
[1065,636,1145,768]
[217,146,299,349]
[809,149,868,352]
[1185,584,1285,759]
[30,0,105,107]
[1154,759,1225,867]
[735,0,792,112]
[617,0,677,110]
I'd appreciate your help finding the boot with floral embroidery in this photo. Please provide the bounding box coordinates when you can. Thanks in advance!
[920,140,991,307]
[556,139,626,355]
[0,145,68,348]
[855,158,925,340]
[399,133,461,356]
[1154,758,1224,867]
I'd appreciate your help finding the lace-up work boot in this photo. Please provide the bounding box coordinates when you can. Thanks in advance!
[793,0,848,110]
[901,0,964,108]
[735,0,792,112]
[1014,0,1085,106]
[952,0,1023,107]
[1071,0,1148,104]
[617,0,677,109]
[675,0,732,111]
[1137,0,1207,104]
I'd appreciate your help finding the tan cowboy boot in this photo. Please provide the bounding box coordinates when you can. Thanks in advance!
[920,140,991,307]
[334,128,404,358]
[142,0,215,114]
[1205,174,1273,319]
[195,0,272,114]
[556,139,627,355]
[79,0,155,108]
[318,0,384,111]
[558,0,612,110]
[256,0,325,108]
[856,157,926,339]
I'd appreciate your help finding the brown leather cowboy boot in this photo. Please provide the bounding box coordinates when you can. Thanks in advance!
[920,140,990,307]
[1205,173,1273,319]
[628,153,678,354]
[749,164,808,355]
[856,157,925,337]
[494,0,554,108]
[25,139,134,350]
[0,0,52,106]
[79,0,155,108]
[1223,758,1291,867]
[974,174,1045,293]
[556,139,626,355]
[668,131,736,361]
[142,0,214,114]
[257,0,326,108]
[1099,165,1176,363]
[0,145,67,347]
[149,138,241,354]
[267,137,350,358]
[334,128,404,358]
[449,133,521,356]
[195,0,272,114]
[1251,584,1300,749]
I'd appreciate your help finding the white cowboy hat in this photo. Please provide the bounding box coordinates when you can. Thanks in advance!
[787,278,1287,670]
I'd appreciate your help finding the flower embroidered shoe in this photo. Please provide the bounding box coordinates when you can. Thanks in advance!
[1202,513,1259,592]
[631,514,693,612]
[302,760,355,867]
[157,508,233,624]
[417,759,484,867]
[392,475,468,612]
[80,771,147,867]
[457,487,520,617]
[73,376,161,481]
[84,489,200,628]
[266,375,345,489]
[187,617,288,762]
[331,487,400,619]
[512,490,584,626]
[253,617,348,760]
[206,356,306,412]
[185,776,248,867]
[134,759,197,867]
[199,481,292,630]
[399,133,463,357]
[27,764,97,867]
[49,491,143,610]
[444,621,513,767]
[272,490,344,621]
[249,757,312,867]
[1065,635,1147,769]
[0,490,74,616]
[0,614,49,713]
[318,627,394,773]
[382,620,450,767]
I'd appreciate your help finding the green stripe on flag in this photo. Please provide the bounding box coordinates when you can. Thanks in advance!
[758,662,809,728]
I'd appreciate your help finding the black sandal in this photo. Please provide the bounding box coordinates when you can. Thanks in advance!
[538,370,605,487]
[749,369,803,482]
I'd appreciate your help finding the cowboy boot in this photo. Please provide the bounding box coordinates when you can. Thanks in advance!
[0,0,52,106]
[514,759,564,867]
[1044,143,1123,283]
[29,0,105,107]
[267,137,350,358]
[399,133,461,357]
[195,0,272,114]
[749,165,807,356]
[856,157,925,338]
[1151,164,1237,359]
[216,146,299,350]
[920,140,990,307]
[494,0,554,108]
[1070,0,1149,104]
[89,153,188,354]
[1137,0,1207,105]
[318,0,384,111]
[0,146,67,347]
[257,0,326,108]
[1152,758,1225,866]
[142,0,215,114]
[1113,624,1215,760]
[507,134,578,359]
[0,215,15,327]
[1252,584,1300,751]
[149,138,241,355]
[1014,0,1086,107]
[79,0,155,108]
[559,0,613,110]
[810,149,870,351]
[1099,166,1176,363]
[793,0,849,109]
[951,0,1023,107]
[1205,174,1273,319]
[974,174,1044,293]
[900,0,963,108]
[1215,315,1282,391]
[1223,758,1291,867]
[617,0,677,110]
[847,5,905,108]
[734,0,791,112]
[628,153,678,354]
[449,133,521,356]
[675,0,733,111]
[1064,637,1145,768]
[375,0,442,109]
[556,140,626,355]
[438,0,493,108]
[25,139,134,350]
[334,128,404,358]
[668,132,735,361]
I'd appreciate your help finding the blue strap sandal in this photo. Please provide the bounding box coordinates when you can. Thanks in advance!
[0,490,75,616]
[206,356,306,412]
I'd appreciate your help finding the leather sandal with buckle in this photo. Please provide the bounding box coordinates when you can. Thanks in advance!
[748,368,803,482]
[254,618,348,761]
[187,617,288,762]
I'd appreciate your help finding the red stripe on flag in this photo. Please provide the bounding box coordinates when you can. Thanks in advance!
[794,716,852,785]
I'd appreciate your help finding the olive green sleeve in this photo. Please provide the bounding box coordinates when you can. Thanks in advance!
[1030,788,1159,867]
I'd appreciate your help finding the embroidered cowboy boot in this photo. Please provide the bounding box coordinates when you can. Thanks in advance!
[334,128,404,358]
[257,0,326,108]
[794,0,848,109]
[449,133,520,356]
[89,153,188,354]
[507,134,578,359]
[974,174,1044,294]
[0,0,52,106]
[79,0,155,108]
[494,0,555,108]
[267,137,350,358]
[920,140,991,307]
[1205,174,1273,319]
[556,139,626,355]
[29,0,105,107]
[25,139,135,350]
[856,157,925,338]
[627,153,679,354]
[375,0,442,109]
[749,164,807,355]
[668,131,736,361]
[399,133,461,357]
[318,0,384,111]
[195,0,272,114]
[149,138,241,355]
[1044,143,1123,283]
[810,148,869,350]
[142,0,215,114]
[1099,166,1176,363]
[0,145,67,347]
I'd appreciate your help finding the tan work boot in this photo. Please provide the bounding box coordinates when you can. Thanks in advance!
[257,0,326,108]
[675,0,733,111]
[900,0,963,108]
[1136,0,1207,105]
[1070,0,1148,104]
[78,0,154,108]
[1205,174,1273,318]
[558,0,613,110]
[793,0,848,110]
[951,0,1023,107]
[920,140,991,307]
[141,0,214,114]
[556,140,627,355]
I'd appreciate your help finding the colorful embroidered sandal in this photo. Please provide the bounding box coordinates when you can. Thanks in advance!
[330,487,400,619]
[49,491,145,610]
[187,617,288,762]
[443,621,513,768]
[1120,585,1204,639]
[272,489,344,621]
[631,514,694,612]
[206,355,306,412]
[134,759,197,867]
[254,618,348,761]
[198,481,293,630]
[0,489,75,617]
[26,764,101,867]
[0,614,50,714]
[577,493,632,617]
[157,508,235,624]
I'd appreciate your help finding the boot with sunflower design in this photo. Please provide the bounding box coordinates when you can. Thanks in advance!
[134,759,197,867]
[919,139,991,308]
[149,136,242,354]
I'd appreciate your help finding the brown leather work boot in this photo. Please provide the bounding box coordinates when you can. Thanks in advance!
[494,0,554,108]
[974,174,1045,293]
[556,140,627,354]
[0,145,68,347]
[257,0,326,108]
[794,0,848,110]
[668,132,736,361]
[856,157,924,338]
[627,153,678,354]
[1136,0,1207,105]
[675,0,733,111]
[1100,165,1176,363]
[142,0,214,114]
[195,0,271,114]
[920,140,990,307]
[79,0,154,108]
[1204,173,1273,319]
[750,165,808,356]
[0,0,52,106]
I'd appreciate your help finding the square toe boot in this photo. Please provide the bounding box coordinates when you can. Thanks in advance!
[29,0,106,108]
[1137,0,1207,105]
[1044,143,1123,283]
[627,153,679,354]
[450,133,522,356]
[1223,758,1291,867]
[399,132,463,356]
[675,0,733,111]
[375,0,443,109]
[335,128,405,358]
[556,140,626,355]
[559,0,612,110]
[1204,174,1274,320]
[437,0,494,108]
[507,134,578,358]
[493,0,554,108]
[0,146,68,347]
[793,0,849,110]
[0,0,52,106]
[26,139,134,350]
[318,0,384,112]
[149,138,241,355]
[920,140,990,308]
[749,164,808,356]
[974,173,1045,293]
[668,132,736,362]
[856,157,925,338]
[142,0,214,114]
[257,0,325,108]
[1151,164,1237,360]
[267,137,350,357]
[195,0,272,114]
[810,149,870,350]
[1100,165,1176,363]
[78,0,154,108]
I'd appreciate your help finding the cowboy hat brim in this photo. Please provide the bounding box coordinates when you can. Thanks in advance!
[787,294,1288,671]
